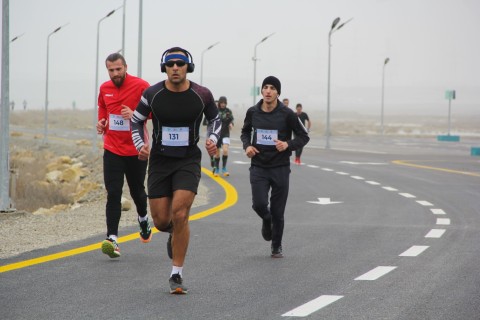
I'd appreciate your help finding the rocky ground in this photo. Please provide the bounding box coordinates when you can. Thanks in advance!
[1,110,208,259]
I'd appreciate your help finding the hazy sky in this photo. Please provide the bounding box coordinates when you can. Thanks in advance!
[2,0,480,116]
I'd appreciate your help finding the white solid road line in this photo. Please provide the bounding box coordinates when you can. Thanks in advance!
[282,295,344,317]
[355,266,397,281]
[399,245,429,257]
[425,229,446,238]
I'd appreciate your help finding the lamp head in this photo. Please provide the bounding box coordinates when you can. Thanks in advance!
[331,17,340,30]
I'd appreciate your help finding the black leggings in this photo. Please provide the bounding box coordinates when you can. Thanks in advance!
[249,165,290,249]
[103,149,147,236]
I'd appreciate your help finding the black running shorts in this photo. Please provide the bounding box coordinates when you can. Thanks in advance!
[147,146,202,198]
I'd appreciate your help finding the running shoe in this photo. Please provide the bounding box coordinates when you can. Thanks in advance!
[213,167,220,177]
[101,238,121,258]
[222,167,230,177]
[169,273,188,294]
[139,218,152,243]
[271,245,283,258]
[167,233,173,259]
[261,218,272,241]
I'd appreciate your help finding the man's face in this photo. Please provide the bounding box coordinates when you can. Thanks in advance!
[107,59,127,87]
[296,107,302,114]
[261,85,278,104]
[218,101,227,109]
[164,51,188,85]
[283,99,289,107]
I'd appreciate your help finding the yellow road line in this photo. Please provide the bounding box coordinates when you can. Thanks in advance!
[392,160,480,177]
[0,167,238,273]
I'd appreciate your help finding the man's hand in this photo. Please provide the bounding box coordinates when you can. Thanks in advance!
[138,144,150,161]
[96,118,108,134]
[274,139,288,152]
[245,146,259,158]
[205,139,217,156]
[121,105,133,120]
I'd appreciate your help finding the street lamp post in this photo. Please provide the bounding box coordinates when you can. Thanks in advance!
[325,17,352,149]
[122,0,126,55]
[44,23,68,145]
[252,33,275,105]
[1,0,12,211]
[93,7,122,152]
[200,42,220,85]
[138,0,143,77]
[380,57,390,135]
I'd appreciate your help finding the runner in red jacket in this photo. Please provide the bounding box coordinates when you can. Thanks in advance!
[96,53,151,259]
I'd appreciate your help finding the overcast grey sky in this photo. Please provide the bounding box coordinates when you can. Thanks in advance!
[2,0,480,116]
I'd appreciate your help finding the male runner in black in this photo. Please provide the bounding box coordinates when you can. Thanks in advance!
[131,47,220,294]
[241,76,309,258]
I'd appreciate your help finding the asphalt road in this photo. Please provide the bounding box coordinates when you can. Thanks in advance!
[1,134,479,320]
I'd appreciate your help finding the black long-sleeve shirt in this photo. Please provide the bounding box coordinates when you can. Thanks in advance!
[131,80,221,158]
[240,100,309,168]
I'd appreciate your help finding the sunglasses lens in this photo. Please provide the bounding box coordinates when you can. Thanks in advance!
[165,60,186,67]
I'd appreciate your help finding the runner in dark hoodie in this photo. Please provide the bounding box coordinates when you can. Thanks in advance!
[240,76,309,258]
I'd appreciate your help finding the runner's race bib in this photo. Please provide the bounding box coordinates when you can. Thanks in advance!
[162,126,189,146]
[256,129,277,145]
[109,114,130,131]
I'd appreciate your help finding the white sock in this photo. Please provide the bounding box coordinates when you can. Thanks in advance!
[171,266,183,277]
[138,215,148,222]
[108,235,118,242]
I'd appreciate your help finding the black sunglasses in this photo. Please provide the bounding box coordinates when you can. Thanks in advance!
[164,60,187,68]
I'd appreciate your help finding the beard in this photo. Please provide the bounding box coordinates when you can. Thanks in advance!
[111,74,126,87]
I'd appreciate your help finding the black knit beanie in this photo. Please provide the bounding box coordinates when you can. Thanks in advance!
[261,76,281,95]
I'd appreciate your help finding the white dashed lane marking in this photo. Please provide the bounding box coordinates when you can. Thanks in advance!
[436,218,451,225]
[351,176,364,180]
[417,200,434,206]
[399,245,429,257]
[425,229,446,238]
[382,186,398,191]
[355,266,397,281]
[399,193,416,198]
[282,295,344,317]
[295,160,450,317]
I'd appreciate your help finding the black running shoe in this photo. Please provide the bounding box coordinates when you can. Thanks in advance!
[139,218,152,243]
[271,246,283,258]
[167,233,173,259]
[169,273,188,294]
[261,218,272,241]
